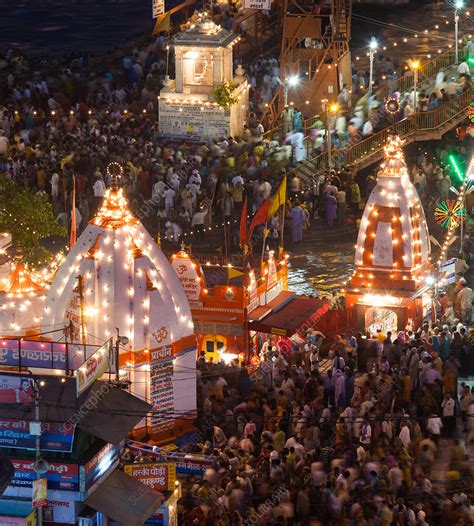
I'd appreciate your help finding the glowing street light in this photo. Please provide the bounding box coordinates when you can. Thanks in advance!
[408,59,420,114]
[278,75,300,106]
[454,0,463,64]
[368,38,378,96]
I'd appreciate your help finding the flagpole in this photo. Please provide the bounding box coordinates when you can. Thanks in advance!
[70,175,77,249]
[260,228,268,264]
[279,199,286,255]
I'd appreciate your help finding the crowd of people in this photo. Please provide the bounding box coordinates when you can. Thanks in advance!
[0,18,472,256]
[171,318,474,525]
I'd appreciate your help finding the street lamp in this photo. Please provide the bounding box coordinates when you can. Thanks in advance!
[277,75,299,107]
[327,103,338,170]
[408,59,420,113]
[454,0,463,64]
[368,38,378,96]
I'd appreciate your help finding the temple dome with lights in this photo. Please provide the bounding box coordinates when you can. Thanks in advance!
[0,262,48,336]
[40,186,196,438]
[41,187,194,350]
[346,135,432,333]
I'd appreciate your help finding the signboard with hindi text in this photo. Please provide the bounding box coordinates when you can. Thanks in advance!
[159,99,230,139]
[10,459,79,491]
[124,462,176,491]
[0,338,100,371]
[243,0,271,8]
[0,419,75,452]
[76,339,112,396]
[152,0,165,18]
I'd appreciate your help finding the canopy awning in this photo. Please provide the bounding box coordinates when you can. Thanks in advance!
[0,376,151,445]
[85,469,163,526]
[249,295,330,337]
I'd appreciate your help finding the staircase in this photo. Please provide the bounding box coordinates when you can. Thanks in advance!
[288,86,472,182]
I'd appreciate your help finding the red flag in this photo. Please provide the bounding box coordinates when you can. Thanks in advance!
[247,198,270,242]
[70,175,77,248]
[239,198,248,246]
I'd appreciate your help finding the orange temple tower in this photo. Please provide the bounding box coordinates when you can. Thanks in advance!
[345,136,432,333]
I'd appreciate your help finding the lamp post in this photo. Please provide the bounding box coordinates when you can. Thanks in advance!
[454,0,463,65]
[277,75,299,107]
[327,103,338,170]
[408,59,420,118]
[368,38,377,96]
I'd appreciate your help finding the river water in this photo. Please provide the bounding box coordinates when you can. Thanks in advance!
[287,241,355,296]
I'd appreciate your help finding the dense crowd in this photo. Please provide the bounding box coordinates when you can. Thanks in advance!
[169,319,474,525]
[0,25,472,254]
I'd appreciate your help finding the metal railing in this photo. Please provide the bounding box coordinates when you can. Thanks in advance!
[264,47,468,144]
[287,86,471,179]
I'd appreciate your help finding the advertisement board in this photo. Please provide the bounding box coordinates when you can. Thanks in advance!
[11,460,79,492]
[152,0,165,18]
[0,419,75,452]
[32,478,47,508]
[76,339,112,396]
[0,375,35,405]
[0,339,99,371]
[174,457,211,476]
[123,462,176,492]
[82,441,122,493]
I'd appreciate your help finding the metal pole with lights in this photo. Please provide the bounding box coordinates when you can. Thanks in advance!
[277,75,299,108]
[454,0,463,65]
[368,38,377,96]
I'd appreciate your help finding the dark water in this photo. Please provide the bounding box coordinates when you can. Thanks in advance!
[0,1,153,53]
[287,242,355,296]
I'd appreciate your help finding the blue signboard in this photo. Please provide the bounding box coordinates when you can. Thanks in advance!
[0,338,100,370]
[11,459,79,491]
[82,441,123,493]
[0,420,75,452]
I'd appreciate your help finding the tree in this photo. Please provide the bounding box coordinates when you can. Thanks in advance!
[0,175,66,266]
[211,82,239,109]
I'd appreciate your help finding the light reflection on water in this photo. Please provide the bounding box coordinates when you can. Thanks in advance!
[287,243,355,296]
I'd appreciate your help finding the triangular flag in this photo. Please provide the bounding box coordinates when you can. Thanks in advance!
[239,198,248,246]
[153,12,171,34]
[70,175,77,249]
[228,267,245,280]
[247,198,270,242]
[267,176,287,218]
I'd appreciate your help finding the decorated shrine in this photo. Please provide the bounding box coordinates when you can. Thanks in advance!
[345,135,432,333]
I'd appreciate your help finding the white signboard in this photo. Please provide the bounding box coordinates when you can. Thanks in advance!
[76,340,111,396]
[243,0,271,9]
[171,255,202,303]
[159,99,229,139]
[152,0,165,18]
[439,257,457,285]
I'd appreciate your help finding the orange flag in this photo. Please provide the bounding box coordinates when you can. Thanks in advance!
[247,198,270,242]
[239,198,248,247]
[70,175,77,249]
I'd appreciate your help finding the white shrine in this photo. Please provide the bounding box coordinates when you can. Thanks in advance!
[159,12,249,140]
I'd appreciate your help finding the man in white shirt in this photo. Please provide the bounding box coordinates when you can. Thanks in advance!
[93,175,106,211]
[456,278,472,324]
[399,420,411,449]
[441,393,456,438]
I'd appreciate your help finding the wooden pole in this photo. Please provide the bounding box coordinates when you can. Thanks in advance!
[279,199,286,254]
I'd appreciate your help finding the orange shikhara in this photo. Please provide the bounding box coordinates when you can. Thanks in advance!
[350,135,431,291]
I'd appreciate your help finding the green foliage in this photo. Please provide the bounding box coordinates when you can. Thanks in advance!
[211,81,238,109]
[0,175,66,265]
